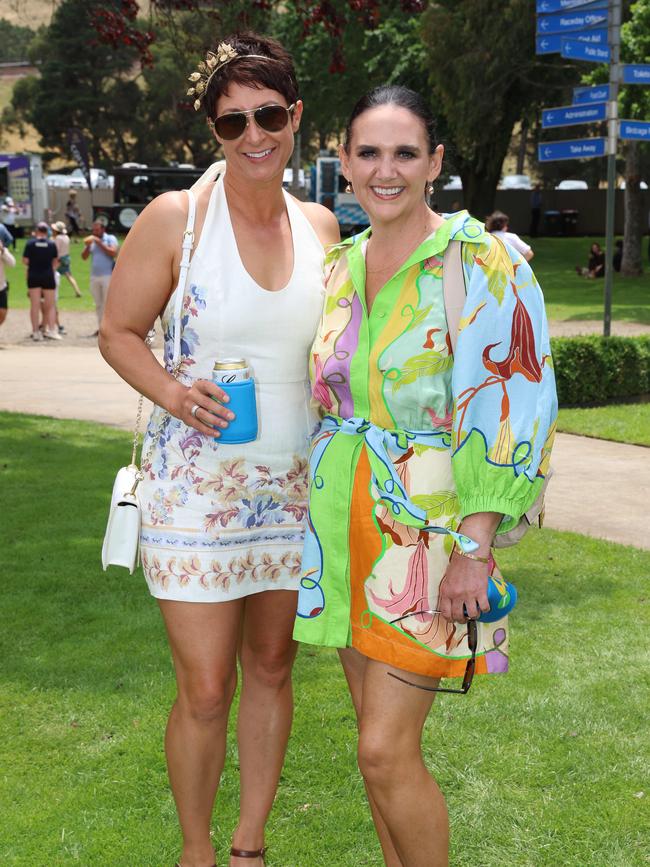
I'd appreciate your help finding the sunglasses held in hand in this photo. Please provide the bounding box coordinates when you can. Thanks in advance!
[388,610,478,694]
[212,103,296,140]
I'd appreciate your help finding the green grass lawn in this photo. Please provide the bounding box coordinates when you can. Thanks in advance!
[1,412,649,866]
[3,234,649,323]
[529,236,650,325]
[558,402,650,447]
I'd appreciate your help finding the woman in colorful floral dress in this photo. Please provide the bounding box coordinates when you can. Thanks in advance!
[293,86,557,866]
[99,33,339,867]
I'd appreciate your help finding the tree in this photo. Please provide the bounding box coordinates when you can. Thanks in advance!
[619,0,650,275]
[0,19,39,62]
[6,0,144,166]
[273,3,428,157]
[420,0,574,218]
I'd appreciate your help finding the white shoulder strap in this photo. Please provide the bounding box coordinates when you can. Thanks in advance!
[190,159,226,193]
[442,240,466,356]
[171,189,197,369]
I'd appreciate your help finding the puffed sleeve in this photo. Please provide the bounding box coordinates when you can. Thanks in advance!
[450,234,557,535]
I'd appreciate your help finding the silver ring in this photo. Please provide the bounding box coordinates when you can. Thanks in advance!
[190,403,200,419]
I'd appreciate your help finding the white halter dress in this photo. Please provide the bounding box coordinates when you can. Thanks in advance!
[139,177,325,601]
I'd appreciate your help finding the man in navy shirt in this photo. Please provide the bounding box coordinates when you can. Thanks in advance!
[23,222,59,341]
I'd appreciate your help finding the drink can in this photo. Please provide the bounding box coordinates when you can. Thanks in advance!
[213,358,250,384]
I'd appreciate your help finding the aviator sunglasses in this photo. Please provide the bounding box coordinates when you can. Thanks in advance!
[212,103,296,140]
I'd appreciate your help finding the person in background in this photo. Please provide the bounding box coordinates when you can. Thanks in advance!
[575,242,604,279]
[0,221,14,250]
[65,190,82,239]
[51,221,82,297]
[613,239,623,273]
[486,210,534,261]
[23,221,59,341]
[530,183,542,237]
[1,196,18,248]
[82,217,118,337]
[0,236,16,331]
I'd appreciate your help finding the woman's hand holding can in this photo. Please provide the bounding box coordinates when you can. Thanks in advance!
[170,378,235,436]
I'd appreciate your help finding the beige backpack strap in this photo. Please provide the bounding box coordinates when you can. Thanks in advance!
[442,240,466,356]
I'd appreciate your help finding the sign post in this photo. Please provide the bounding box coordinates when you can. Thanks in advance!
[603,0,622,338]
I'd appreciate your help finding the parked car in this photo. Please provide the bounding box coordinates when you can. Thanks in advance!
[619,180,648,190]
[499,174,532,190]
[555,179,588,190]
[442,175,462,190]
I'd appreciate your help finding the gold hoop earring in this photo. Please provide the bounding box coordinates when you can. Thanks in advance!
[345,181,353,194]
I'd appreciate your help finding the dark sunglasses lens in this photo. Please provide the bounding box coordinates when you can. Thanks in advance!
[214,113,247,140]
[255,105,290,132]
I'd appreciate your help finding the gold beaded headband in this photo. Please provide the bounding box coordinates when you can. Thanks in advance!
[187,42,280,113]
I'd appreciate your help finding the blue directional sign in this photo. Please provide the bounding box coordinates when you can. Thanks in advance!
[538,138,607,162]
[542,102,607,128]
[622,64,650,85]
[536,0,606,12]
[561,39,610,63]
[536,29,608,54]
[536,8,608,34]
[619,120,650,141]
[573,84,610,104]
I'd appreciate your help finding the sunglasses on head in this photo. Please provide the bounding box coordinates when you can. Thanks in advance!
[212,103,296,140]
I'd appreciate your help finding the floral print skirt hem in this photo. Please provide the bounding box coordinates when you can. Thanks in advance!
[141,546,302,602]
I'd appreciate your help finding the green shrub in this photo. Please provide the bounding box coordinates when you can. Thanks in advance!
[550,335,650,406]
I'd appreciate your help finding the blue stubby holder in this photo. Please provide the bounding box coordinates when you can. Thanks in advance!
[477,575,518,623]
[213,379,258,444]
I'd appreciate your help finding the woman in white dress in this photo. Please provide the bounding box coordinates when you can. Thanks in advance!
[99,32,339,867]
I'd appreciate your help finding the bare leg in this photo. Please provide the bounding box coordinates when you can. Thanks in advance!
[64,271,82,297]
[42,290,57,333]
[28,288,41,333]
[338,648,404,867]
[159,598,244,867]
[357,660,449,867]
[231,590,299,866]
[0,308,7,327]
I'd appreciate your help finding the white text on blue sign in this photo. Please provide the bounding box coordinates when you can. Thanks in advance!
[536,9,608,34]
[538,138,607,161]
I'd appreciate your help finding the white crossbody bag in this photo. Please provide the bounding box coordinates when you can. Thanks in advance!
[442,240,552,548]
[102,189,198,572]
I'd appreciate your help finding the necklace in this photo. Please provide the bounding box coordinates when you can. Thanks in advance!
[365,222,434,274]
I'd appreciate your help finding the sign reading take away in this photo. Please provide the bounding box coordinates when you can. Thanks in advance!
[538,137,607,161]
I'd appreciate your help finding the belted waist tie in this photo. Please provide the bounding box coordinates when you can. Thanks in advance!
[318,414,478,553]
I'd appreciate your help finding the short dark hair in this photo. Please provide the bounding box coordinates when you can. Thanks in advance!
[343,85,438,154]
[486,211,509,232]
[203,31,299,122]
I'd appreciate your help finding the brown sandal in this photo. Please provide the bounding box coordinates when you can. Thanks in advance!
[230,847,266,863]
